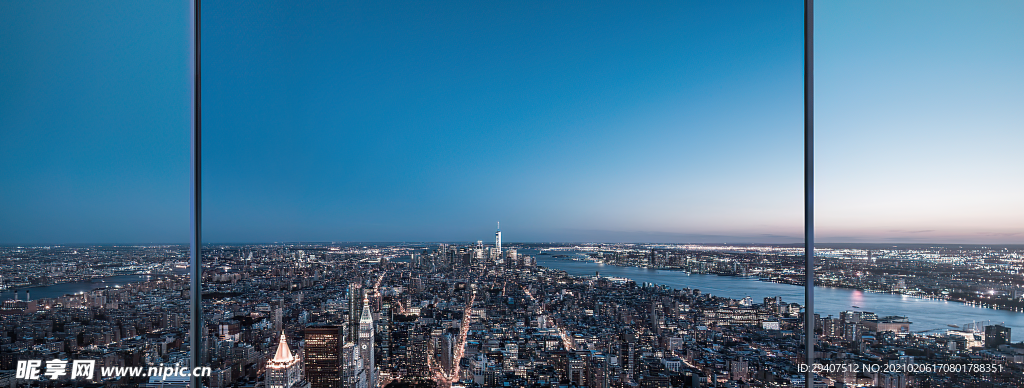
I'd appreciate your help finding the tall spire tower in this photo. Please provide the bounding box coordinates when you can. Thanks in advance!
[358,296,376,388]
[495,222,501,253]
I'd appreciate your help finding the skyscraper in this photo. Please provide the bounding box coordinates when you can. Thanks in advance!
[359,296,376,388]
[986,325,1011,348]
[342,342,365,388]
[304,325,343,388]
[379,299,393,369]
[266,332,309,388]
[348,283,364,342]
[495,222,501,253]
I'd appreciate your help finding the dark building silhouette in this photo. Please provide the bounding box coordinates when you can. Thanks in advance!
[986,324,1011,348]
[348,283,365,342]
[305,325,344,388]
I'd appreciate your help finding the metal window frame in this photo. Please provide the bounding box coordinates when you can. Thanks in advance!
[804,0,816,384]
[190,0,202,386]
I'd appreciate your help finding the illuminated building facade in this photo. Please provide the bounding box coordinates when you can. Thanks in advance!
[304,325,343,388]
[266,332,309,388]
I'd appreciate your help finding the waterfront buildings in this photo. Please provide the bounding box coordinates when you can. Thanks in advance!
[987,325,1012,349]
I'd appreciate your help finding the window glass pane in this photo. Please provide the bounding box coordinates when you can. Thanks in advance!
[204,2,803,388]
[0,0,194,385]
[817,1,1024,385]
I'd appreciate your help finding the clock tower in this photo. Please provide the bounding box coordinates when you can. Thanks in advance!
[358,296,376,388]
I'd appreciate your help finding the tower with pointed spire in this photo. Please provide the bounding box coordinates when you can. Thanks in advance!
[495,222,501,253]
[358,297,376,388]
[266,332,309,388]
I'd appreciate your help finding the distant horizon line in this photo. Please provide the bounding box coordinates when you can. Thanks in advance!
[3,241,1023,248]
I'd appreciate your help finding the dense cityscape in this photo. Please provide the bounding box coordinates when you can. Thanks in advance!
[589,244,1024,312]
[2,230,1023,388]
[6,1,1023,388]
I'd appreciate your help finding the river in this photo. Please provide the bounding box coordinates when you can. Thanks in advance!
[532,251,1024,337]
[5,256,1020,337]
[0,265,188,302]
[0,275,154,301]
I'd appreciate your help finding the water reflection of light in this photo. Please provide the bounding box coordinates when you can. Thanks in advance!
[851,289,864,307]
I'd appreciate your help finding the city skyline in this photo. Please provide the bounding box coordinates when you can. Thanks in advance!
[1,1,1022,245]
[5,241,1024,387]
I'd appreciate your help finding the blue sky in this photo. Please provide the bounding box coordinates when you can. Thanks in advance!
[1,1,1019,244]
[0,0,191,244]
[816,0,1024,243]
[199,1,804,243]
